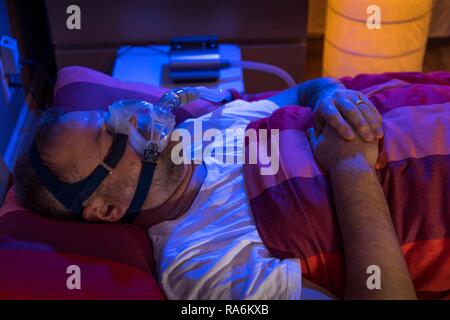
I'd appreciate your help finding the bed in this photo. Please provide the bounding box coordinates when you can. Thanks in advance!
[0,66,449,299]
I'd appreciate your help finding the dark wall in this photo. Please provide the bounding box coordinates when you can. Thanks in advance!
[46,0,308,47]
[6,0,56,108]
[45,0,308,92]
[0,0,11,35]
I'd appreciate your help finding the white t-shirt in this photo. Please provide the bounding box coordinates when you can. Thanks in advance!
[148,99,302,300]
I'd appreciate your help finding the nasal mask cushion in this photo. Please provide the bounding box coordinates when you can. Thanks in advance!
[106,100,176,163]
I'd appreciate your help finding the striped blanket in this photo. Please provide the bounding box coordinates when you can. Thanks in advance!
[244,72,450,299]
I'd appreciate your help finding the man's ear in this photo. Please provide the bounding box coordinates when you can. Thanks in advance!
[82,197,125,223]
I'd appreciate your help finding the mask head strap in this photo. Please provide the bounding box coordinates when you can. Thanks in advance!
[29,133,129,220]
[120,160,156,223]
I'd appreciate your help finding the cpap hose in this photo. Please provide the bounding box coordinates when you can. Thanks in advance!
[227,60,296,88]
[156,59,295,110]
[195,86,232,102]
[156,86,232,111]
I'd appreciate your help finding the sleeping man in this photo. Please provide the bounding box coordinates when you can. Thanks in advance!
[13,77,418,300]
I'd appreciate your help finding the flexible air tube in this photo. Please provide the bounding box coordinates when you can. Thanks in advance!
[195,86,233,102]
[228,60,296,88]
[158,59,295,109]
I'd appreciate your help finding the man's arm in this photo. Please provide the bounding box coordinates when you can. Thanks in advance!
[308,126,416,299]
[330,157,416,299]
[269,77,342,108]
[268,77,383,142]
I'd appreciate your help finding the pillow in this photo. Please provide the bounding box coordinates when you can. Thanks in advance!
[53,66,223,124]
[0,188,165,299]
[0,66,226,299]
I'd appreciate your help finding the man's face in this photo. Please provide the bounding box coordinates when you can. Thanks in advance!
[47,110,142,222]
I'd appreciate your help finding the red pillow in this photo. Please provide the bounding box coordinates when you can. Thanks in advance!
[53,66,221,124]
[0,188,165,299]
[0,66,223,299]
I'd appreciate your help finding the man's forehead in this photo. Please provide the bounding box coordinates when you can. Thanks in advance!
[49,110,105,179]
[54,110,104,157]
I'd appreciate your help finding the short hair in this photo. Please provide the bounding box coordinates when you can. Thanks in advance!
[13,108,74,221]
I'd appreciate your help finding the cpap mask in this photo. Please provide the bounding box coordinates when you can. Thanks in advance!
[106,99,176,163]
[106,86,231,163]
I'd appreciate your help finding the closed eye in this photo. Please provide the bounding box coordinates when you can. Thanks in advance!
[96,122,115,159]
[105,126,113,136]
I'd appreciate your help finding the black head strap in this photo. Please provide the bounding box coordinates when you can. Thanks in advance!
[29,133,129,220]
[120,160,156,223]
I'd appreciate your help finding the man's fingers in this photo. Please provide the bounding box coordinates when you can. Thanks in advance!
[336,98,374,142]
[319,103,355,140]
[307,127,319,150]
[313,115,325,134]
[357,96,384,139]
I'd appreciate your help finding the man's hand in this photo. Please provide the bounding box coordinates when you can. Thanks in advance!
[307,124,416,300]
[312,84,383,142]
[268,77,384,143]
[307,125,378,174]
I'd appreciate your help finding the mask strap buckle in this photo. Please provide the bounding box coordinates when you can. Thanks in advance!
[100,161,114,175]
[143,142,159,163]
